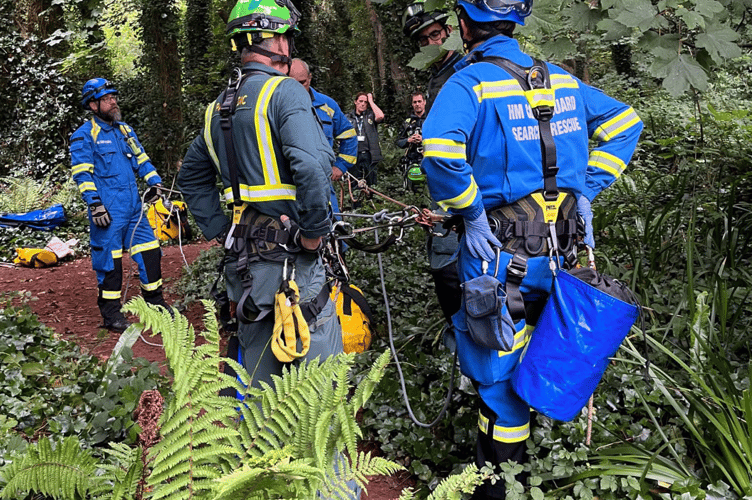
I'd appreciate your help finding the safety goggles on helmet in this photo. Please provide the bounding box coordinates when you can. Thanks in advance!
[464,0,532,17]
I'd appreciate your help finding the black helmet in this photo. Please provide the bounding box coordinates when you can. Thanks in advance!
[402,1,450,39]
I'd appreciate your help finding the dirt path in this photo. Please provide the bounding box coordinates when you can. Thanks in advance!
[0,239,410,499]
[0,240,214,362]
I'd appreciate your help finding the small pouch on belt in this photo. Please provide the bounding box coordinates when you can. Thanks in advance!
[463,271,515,352]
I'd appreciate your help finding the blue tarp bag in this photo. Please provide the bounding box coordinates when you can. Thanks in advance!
[512,268,639,422]
[0,204,66,231]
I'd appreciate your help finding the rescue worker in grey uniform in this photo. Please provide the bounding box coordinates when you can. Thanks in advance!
[177,0,341,392]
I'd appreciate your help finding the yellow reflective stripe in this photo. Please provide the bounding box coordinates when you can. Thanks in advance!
[90,118,101,142]
[336,129,356,140]
[437,178,478,211]
[592,107,640,142]
[498,325,530,357]
[473,80,523,102]
[101,290,121,300]
[320,104,335,117]
[255,77,286,186]
[338,153,357,165]
[203,102,220,168]
[223,183,297,204]
[72,163,94,176]
[588,150,626,178]
[112,249,123,259]
[525,88,555,109]
[551,74,579,89]
[137,153,149,165]
[478,413,530,443]
[423,138,466,159]
[144,171,158,182]
[141,279,163,292]
[129,240,159,256]
[79,182,96,193]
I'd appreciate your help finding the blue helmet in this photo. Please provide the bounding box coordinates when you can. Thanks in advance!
[81,78,118,109]
[457,0,533,26]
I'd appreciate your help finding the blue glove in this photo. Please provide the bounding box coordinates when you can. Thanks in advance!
[464,209,502,262]
[577,195,595,249]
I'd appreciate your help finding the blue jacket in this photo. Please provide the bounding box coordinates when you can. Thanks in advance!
[311,87,357,174]
[422,35,643,222]
[70,116,162,214]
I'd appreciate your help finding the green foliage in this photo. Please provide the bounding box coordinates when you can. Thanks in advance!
[398,464,487,500]
[0,436,98,500]
[0,299,404,499]
[171,244,226,310]
[0,297,165,452]
[0,32,82,181]
[133,0,185,179]
[0,171,77,213]
[525,0,750,96]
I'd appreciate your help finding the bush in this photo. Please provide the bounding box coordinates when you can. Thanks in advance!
[0,296,166,462]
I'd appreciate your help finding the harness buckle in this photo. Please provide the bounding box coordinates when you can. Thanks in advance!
[506,254,528,282]
[532,105,554,122]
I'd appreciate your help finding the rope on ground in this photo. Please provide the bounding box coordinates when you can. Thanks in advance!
[376,228,459,428]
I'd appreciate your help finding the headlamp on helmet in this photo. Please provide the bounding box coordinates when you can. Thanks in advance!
[402,0,450,39]
[226,0,301,51]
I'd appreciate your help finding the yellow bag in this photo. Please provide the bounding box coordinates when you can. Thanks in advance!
[331,283,373,354]
[147,199,192,241]
[14,248,58,268]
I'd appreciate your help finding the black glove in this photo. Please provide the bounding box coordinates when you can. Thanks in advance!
[89,202,111,228]
[215,224,230,245]
[144,184,163,205]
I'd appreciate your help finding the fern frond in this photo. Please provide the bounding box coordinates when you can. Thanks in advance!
[350,350,391,413]
[0,436,97,500]
[398,488,418,500]
[92,442,143,500]
[426,463,484,500]
[213,456,325,500]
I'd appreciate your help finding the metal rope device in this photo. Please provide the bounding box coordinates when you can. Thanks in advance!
[327,171,460,428]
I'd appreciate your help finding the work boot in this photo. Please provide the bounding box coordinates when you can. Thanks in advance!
[104,316,131,333]
[98,297,131,333]
[143,290,175,317]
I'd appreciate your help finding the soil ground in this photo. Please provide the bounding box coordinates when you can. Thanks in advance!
[0,239,411,499]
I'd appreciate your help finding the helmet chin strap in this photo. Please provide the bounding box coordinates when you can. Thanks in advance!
[244,33,295,73]
[245,43,293,71]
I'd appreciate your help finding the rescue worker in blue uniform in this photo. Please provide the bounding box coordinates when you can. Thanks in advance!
[289,58,357,217]
[177,0,343,394]
[403,4,463,326]
[70,78,169,333]
[421,1,643,497]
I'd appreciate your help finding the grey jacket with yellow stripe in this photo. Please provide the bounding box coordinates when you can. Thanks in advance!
[178,63,335,241]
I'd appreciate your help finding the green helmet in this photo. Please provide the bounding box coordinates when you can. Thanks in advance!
[226,0,301,51]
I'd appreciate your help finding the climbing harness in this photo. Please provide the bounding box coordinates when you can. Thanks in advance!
[472,55,582,322]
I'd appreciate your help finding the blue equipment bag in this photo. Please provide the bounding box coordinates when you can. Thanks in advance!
[463,273,516,352]
[512,268,639,421]
[0,204,66,231]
